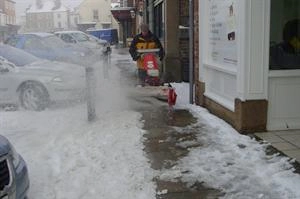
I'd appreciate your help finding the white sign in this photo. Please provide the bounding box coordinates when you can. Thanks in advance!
[208,0,238,66]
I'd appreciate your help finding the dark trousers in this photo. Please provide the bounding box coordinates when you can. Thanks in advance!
[138,69,147,85]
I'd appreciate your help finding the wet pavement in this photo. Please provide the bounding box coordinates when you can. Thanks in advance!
[140,106,223,198]
[114,47,223,198]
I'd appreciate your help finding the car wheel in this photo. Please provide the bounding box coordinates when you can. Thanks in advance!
[19,83,49,111]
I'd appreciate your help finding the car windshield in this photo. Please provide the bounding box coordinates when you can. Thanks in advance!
[0,44,39,66]
[87,34,107,44]
[70,32,90,42]
[44,35,68,48]
[87,34,100,42]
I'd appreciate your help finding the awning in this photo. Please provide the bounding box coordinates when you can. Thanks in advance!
[111,7,135,22]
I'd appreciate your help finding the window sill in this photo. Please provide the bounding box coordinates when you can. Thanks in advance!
[269,69,300,77]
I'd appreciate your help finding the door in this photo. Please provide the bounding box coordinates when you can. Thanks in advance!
[0,62,18,103]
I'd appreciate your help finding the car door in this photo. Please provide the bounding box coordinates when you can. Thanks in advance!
[0,60,18,103]
[23,37,57,61]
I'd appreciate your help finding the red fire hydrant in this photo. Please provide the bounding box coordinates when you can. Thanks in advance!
[168,84,177,109]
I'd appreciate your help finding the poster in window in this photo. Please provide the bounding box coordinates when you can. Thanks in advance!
[208,0,238,66]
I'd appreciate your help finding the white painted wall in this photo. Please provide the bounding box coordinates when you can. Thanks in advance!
[0,13,5,26]
[199,0,269,110]
[53,11,69,29]
[236,0,269,101]
[199,0,239,111]
[78,0,113,29]
[268,71,300,130]
[267,0,300,130]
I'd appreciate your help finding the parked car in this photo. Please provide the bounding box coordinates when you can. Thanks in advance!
[4,32,99,66]
[86,28,119,45]
[0,44,86,111]
[54,30,111,54]
[0,134,29,199]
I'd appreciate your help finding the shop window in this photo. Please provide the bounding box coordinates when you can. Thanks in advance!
[93,10,99,21]
[102,24,110,29]
[154,3,164,38]
[74,17,78,25]
[269,0,300,70]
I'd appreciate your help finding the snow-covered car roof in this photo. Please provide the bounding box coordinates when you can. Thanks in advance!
[22,32,55,37]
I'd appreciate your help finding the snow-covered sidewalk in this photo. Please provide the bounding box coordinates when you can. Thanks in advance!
[171,83,300,199]
[1,106,156,198]
[1,48,300,199]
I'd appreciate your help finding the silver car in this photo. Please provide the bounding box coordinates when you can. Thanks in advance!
[54,30,111,54]
[0,44,86,111]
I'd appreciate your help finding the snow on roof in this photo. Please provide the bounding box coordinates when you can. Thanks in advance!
[26,0,68,13]
[63,0,83,10]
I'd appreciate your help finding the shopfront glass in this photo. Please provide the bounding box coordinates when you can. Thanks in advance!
[269,0,300,70]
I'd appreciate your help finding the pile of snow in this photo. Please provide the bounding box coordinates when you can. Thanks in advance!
[172,82,300,199]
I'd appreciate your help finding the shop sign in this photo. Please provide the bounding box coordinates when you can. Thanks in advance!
[208,0,238,66]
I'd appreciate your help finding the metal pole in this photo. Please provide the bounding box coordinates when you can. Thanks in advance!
[122,21,127,48]
[103,46,111,79]
[86,67,96,122]
[189,0,194,104]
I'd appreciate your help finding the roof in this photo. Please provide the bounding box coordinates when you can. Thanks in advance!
[26,0,68,13]
[63,0,83,10]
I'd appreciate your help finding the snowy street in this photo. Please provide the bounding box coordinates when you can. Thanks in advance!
[1,47,300,199]
[0,50,157,198]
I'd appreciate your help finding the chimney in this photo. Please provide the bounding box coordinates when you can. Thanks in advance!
[53,0,61,10]
[36,0,43,9]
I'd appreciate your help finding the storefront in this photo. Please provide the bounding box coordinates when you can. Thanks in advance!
[196,0,300,133]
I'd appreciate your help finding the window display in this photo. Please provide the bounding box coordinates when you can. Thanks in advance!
[269,0,300,70]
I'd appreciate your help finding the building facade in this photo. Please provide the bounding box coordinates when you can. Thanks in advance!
[68,7,80,30]
[0,0,15,25]
[126,0,188,82]
[0,0,18,42]
[132,0,300,134]
[77,0,114,29]
[111,0,135,46]
[25,0,69,32]
[195,0,300,133]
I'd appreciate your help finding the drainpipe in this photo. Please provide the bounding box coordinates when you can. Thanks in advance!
[189,0,194,104]
[122,21,127,47]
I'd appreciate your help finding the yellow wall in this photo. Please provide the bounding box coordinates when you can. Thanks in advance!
[78,0,117,29]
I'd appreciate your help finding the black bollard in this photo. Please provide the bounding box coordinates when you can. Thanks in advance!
[85,66,96,122]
